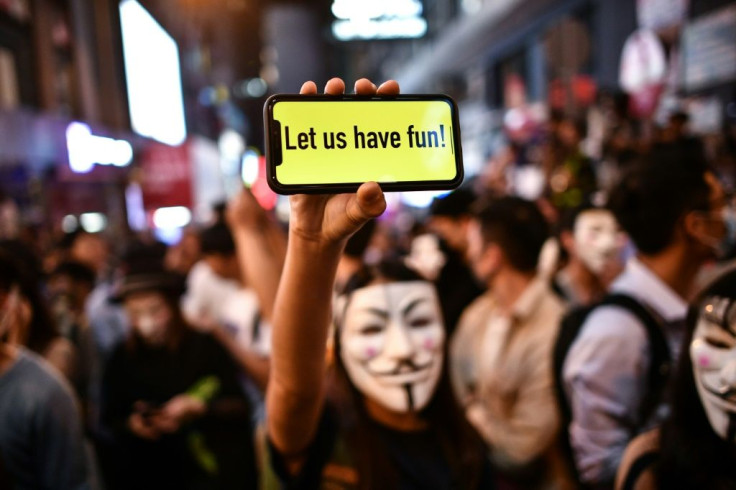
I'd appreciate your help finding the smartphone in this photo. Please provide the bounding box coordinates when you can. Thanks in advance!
[264,94,464,194]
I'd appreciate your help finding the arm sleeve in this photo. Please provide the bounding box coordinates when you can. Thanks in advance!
[562,307,649,486]
[34,381,91,490]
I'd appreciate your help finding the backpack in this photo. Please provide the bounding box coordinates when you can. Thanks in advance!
[552,294,672,489]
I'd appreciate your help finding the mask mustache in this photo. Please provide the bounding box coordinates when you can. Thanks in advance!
[369,358,432,376]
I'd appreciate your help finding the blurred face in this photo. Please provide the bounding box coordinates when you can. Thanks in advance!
[71,234,108,275]
[428,216,469,255]
[690,296,736,442]
[466,220,501,285]
[573,210,623,274]
[124,291,173,346]
[405,234,446,281]
[339,281,445,413]
[689,173,730,259]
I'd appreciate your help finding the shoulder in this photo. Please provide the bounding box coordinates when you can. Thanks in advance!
[616,429,660,490]
[6,350,78,411]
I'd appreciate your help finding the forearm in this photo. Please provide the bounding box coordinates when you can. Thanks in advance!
[233,221,286,322]
[266,233,343,453]
[210,326,270,390]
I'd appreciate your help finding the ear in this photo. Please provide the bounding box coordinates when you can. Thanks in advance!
[682,212,704,242]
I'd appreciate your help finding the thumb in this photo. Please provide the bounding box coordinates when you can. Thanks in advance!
[352,182,386,221]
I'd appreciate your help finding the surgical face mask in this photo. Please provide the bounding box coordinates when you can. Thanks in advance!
[405,234,446,281]
[125,293,172,345]
[338,281,445,413]
[693,206,736,260]
[573,210,622,274]
[690,296,736,442]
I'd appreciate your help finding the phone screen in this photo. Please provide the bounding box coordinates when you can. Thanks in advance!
[264,95,463,194]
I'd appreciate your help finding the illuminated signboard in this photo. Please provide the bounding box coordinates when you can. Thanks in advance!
[331,0,427,41]
[119,0,187,146]
[66,122,133,173]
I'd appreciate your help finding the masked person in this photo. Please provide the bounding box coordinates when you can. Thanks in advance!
[561,146,729,488]
[615,269,736,490]
[100,265,257,490]
[261,77,494,490]
[553,205,624,307]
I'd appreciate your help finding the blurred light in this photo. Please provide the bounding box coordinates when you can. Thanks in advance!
[218,130,245,160]
[332,17,427,40]
[66,122,133,174]
[275,197,291,223]
[80,213,107,233]
[125,183,146,231]
[198,86,217,106]
[154,226,183,246]
[152,206,192,229]
[400,190,451,208]
[61,215,78,233]
[120,0,186,146]
[246,78,268,98]
[503,108,526,131]
[260,65,279,86]
[241,149,260,186]
[332,0,422,20]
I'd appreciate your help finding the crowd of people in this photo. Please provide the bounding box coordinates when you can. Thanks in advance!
[0,77,735,490]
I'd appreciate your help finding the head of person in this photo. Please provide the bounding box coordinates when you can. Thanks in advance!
[658,269,736,487]
[68,231,109,276]
[0,249,55,352]
[607,146,730,264]
[115,268,186,349]
[558,204,624,275]
[331,260,485,488]
[0,251,24,345]
[467,196,549,286]
[199,224,239,281]
[334,261,445,414]
[558,116,586,149]
[47,260,96,313]
[427,188,476,256]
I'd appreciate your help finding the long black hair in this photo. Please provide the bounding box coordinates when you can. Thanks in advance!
[656,270,736,489]
[329,260,487,490]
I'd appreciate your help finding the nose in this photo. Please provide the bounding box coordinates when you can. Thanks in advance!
[383,320,416,361]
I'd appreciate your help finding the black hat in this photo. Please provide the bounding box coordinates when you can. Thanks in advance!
[111,269,185,303]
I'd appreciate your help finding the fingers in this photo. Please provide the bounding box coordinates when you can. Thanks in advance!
[354,78,377,95]
[324,78,345,95]
[300,81,317,95]
[376,79,400,95]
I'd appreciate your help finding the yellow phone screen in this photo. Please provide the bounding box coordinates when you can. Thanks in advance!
[271,99,459,186]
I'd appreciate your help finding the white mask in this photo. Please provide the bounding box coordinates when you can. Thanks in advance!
[690,296,736,442]
[338,281,445,413]
[405,234,446,281]
[573,210,621,274]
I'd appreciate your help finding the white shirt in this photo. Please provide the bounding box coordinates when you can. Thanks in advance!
[219,287,271,356]
[562,257,688,485]
[181,261,240,322]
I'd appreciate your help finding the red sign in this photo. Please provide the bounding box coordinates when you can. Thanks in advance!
[139,142,193,210]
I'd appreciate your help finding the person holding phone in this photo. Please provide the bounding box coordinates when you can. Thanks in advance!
[100,265,257,490]
[260,77,494,489]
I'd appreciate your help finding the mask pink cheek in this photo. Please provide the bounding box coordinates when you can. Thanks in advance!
[364,347,378,358]
[423,338,437,350]
[698,354,712,368]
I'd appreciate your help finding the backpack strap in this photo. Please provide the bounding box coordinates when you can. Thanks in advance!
[599,294,672,429]
[621,450,659,490]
